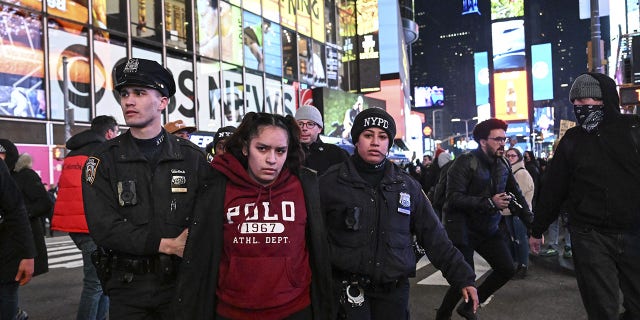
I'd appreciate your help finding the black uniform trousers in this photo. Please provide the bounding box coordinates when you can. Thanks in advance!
[106,270,176,320]
[437,229,516,317]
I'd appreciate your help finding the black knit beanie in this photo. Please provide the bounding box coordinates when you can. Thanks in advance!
[350,108,396,149]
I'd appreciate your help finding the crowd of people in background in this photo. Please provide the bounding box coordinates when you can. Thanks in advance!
[1,63,638,320]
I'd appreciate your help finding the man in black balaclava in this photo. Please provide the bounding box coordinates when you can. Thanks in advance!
[530,73,640,320]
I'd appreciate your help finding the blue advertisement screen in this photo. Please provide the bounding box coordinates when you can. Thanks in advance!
[531,43,554,101]
[263,21,282,77]
[243,11,263,71]
[474,52,489,106]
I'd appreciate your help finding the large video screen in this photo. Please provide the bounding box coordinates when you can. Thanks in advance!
[474,52,490,106]
[534,106,555,142]
[462,0,481,15]
[492,20,525,71]
[311,87,386,140]
[493,70,529,121]
[243,11,263,71]
[0,8,46,120]
[531,43,554,101]
[263,21,282,76]
[491,0,524,20]
[414,86,444,108]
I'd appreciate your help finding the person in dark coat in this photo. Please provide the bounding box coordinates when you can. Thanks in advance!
[436,119,533,320]
[82,58,210,319]
[0,157,35,320]
[295,105,349,175]
[530,73,640,319]
[319,108,477,319]
[0,139,52,277]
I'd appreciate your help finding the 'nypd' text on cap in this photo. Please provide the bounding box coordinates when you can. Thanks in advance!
[114,58,176,98]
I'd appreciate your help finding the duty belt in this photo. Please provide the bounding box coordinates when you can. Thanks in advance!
[110,254,179,275]
[337,272,406,292]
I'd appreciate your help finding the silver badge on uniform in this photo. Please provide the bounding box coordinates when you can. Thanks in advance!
[171,175,187,193]
[398,192,411,215]
[85,157,100,184]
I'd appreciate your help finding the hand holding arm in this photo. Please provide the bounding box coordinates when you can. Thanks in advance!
[158,228,188,257]
[15,258,34,285]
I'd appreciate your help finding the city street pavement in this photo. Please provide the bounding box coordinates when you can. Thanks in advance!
[19,235,587,319]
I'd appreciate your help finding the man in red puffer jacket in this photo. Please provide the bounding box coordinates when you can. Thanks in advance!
[51,115,118,320]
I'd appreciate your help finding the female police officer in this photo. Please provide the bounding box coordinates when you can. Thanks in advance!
[319,107,477,319]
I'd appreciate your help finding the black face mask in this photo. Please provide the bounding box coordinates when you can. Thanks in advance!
[573,104,604,132]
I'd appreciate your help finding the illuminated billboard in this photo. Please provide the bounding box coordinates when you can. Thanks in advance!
[0,8,45,120]
[311,0,325,42]
[491,0,524,20]
[534,106,555,142]
[531,43,554,101]
[474,52,490,106]
[493,71,529,121]
[243,11,263,71]
[492,20,525,71]
[311,88,386,140]
[414,86,444,108]
[462,0,481,15]
[357,0,380,93]
[263,21,282,77]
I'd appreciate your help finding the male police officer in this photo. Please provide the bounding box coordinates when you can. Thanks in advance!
[82,58,211,319]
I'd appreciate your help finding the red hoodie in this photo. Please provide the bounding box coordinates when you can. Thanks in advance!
[212,153,311,319]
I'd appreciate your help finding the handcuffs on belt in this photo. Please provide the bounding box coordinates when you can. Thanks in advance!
[341,280,365,307]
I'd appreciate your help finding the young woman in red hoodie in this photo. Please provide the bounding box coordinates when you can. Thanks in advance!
[176,112,334,320]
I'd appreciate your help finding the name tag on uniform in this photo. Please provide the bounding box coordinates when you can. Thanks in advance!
[398,192,411,215]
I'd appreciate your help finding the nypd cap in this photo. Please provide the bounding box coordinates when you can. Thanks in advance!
[113,58,176,98]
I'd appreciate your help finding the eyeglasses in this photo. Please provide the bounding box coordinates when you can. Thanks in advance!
[487,137,507,143]
[297,121,318,129]
[506,154,518,158]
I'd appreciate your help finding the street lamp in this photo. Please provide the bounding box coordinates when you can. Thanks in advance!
[451,116,478,141]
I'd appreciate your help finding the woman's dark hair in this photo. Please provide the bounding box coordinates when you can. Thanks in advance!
[506,147,523,163]
[472,118,508,143]
[224,112,304,174]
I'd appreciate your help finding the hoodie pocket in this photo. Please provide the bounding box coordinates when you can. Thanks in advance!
[218,256,310,309]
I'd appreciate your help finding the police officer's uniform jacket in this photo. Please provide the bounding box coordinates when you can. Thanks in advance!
[82,130,211,257]
[319,158,475,290]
